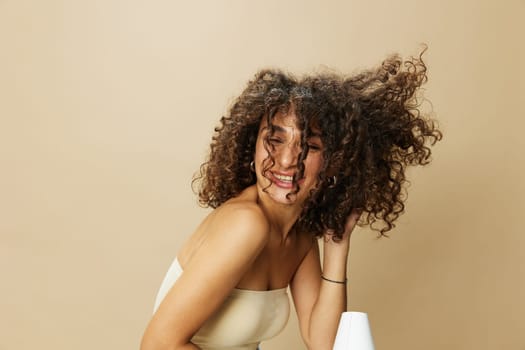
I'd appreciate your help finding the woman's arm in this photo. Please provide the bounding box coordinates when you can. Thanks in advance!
[290,210,361,350]
[141,203,269,350]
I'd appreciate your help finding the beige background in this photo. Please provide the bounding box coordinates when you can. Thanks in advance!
[1,1,524,349]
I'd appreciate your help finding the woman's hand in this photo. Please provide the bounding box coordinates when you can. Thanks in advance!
[324,208,363,244]
[291,208,363,349]
[342,208,363,240]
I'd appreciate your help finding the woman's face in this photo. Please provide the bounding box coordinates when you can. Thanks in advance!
[254,110,324,206]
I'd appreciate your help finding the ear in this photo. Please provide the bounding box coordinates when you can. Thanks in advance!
[324,151,344,178]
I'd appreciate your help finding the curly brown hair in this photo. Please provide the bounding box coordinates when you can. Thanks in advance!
[193,49,442,239]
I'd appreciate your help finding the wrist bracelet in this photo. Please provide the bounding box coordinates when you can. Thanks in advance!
[321,275,347,284]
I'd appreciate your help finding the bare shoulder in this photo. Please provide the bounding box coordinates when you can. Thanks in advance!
[143,193,271,348]
[179,197,270,285]
[178,187,270,269]
[210,198,270,247]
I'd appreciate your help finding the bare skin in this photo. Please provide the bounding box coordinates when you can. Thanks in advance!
[141,111,361,350]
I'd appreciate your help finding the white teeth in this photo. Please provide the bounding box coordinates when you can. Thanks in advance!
[274,174,293,182]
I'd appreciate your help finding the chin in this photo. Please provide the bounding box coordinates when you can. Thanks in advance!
[257,178,312,206]
[270,194,296,205]
[265,186,305,206]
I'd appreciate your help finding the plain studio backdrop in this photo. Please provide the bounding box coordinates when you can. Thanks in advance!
[1,1,524,349]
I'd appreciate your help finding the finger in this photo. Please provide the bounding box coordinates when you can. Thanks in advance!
[345,209,363,232]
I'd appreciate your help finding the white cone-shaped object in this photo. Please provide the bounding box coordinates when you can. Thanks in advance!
[333,311,375,350]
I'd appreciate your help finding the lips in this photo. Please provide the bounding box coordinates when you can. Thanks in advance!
[273,173,293,182]
[269,171,304,189]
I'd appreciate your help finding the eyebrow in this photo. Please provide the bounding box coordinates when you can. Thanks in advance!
[269,124,286,133]
[268,124,322,138]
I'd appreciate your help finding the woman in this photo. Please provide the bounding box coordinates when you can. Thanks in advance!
[141,51,441,350]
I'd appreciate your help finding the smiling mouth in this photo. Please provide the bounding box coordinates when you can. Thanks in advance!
[269,172,305,188]
[273,173,294,182]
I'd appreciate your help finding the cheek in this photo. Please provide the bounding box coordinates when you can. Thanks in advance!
[299,159,322,191]
[305,155,324,176]
[254,140,273,174]
[254,139,268,161]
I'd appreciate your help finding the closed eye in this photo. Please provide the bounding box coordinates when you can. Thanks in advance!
[308,143,322,152]
[269,138,284,144]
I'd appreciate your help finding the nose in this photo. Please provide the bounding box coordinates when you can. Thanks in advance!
[276,142,299,169]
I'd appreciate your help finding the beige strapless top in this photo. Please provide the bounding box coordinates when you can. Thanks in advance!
[153,258,290,350]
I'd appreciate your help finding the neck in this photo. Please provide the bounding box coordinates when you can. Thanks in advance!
[255,187,303,241]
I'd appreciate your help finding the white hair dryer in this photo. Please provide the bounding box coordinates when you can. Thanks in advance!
[333,312,375,350]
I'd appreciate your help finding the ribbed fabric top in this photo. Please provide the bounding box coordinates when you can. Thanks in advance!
[153,257,290,350]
